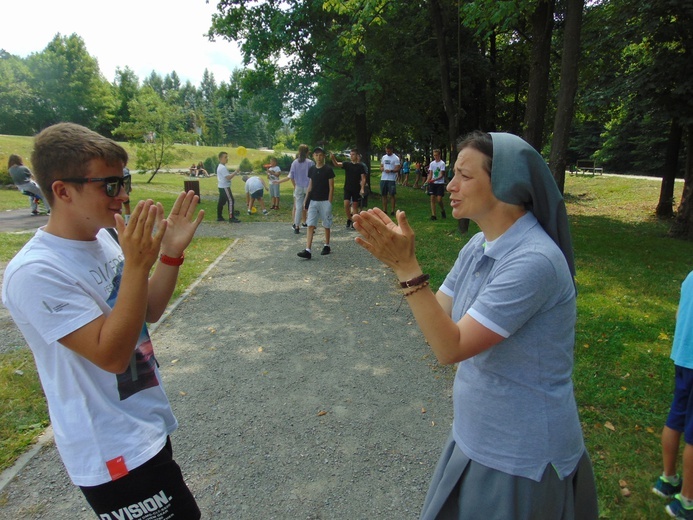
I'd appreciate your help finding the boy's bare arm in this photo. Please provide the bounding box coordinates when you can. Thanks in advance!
[147,191,204,321]
[58,200,166,374]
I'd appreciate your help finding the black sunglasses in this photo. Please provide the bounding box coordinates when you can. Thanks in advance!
[57,176,132,198]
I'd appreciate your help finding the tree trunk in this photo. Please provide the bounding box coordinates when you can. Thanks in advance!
[671,128,693,238]
[428,0,459,160]
[656,119,683,218]
[487,30,497,132]
[549,0,584,194]
[354,51,372,199]
[428,0,469,233]
[523,0,555,151]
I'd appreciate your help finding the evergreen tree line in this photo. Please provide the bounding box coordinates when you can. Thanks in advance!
[0,33,293,150]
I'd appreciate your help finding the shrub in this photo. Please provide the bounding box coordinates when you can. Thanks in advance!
[277,154,294,172]
[239,158,253,172]
[0,153,11,185]
[203,157,217,175]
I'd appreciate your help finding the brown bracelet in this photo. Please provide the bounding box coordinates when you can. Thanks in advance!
[404,281,429,297]
[399,273,430,288]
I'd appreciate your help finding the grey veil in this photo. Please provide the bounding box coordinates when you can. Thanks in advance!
[489,132,576,280]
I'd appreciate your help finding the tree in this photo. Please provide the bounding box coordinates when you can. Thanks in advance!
[523,0,555,150]
[112,66,140,136]
[27,33,115,133]
[115,86,189,181]
[549,0,585,193]
[0,51,36,135]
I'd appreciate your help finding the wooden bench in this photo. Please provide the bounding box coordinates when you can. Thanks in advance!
[574,159,603,176]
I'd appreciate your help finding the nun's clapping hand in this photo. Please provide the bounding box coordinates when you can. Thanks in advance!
[352,208,420,277]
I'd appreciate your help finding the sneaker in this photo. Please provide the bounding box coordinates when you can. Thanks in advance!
[654,476,682,498]
[390,211,395,216]
[321,245,331,255]
[430,215,437,221]
[294,227,300,234]
[262,209,269,215]
[346,219,352,229]
[216,217,225,222]
[441,210,447,219]
[297,249,311,259]
[31,210,39,216]
[666,494,693,519]
[229,217,241,223]
[247,209,252,215]
[301,222,307,227]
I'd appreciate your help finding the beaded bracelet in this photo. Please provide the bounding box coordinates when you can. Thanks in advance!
[404,281,429,297]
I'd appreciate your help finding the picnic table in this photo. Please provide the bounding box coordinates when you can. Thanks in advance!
[573,159,603,176]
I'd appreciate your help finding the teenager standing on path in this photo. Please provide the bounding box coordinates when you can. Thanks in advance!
[2,122,204,519]
[276,144,313,234]
[331,148,366,229]
[297,147,335,259]
[380,144,400,216]
[353,131,598,519]
[217,151,241,223]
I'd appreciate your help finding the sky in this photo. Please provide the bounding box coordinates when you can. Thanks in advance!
[1,0,244,86]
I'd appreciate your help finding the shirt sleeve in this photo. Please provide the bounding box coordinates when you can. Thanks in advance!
[5,262,104,345]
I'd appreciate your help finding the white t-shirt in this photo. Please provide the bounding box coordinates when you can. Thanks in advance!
[380,153,400,182]
[428,159,447,184]
[1,229,177,486]
[244,176,264,194]
[217,163,232,188]
[267,165,281,182]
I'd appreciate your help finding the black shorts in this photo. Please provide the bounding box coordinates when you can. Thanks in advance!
[344,187,361,202]
[80,438,200,519]
[427,183,446,197]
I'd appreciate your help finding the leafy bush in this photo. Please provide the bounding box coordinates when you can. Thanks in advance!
[203,157,217,175]
[277,154,294,171]
[0,168,11,186]
[0,153,11,185]
[239,158,253,172]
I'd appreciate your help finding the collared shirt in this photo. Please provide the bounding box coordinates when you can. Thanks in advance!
[440,212,584,481]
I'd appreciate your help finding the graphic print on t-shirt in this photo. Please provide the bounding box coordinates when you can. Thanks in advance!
[106,261,160,400]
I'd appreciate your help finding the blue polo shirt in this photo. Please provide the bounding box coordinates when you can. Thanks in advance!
[440,212,584,481]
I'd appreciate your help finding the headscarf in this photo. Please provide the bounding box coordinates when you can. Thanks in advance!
[489,132,576,280]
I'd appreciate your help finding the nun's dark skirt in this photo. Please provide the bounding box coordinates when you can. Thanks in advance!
[420,432,598,520]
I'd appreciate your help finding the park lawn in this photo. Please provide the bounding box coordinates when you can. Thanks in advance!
[0,170,691,519]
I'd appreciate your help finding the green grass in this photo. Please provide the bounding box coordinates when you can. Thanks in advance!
[0,142,690,518]
[0,349,48,471]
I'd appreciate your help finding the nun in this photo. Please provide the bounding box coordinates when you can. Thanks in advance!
[352,131,598,519]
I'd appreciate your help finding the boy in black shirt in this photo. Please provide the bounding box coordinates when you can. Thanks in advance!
[298,147,335,259]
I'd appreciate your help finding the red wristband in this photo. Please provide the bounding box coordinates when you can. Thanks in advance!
[160,253,185,266]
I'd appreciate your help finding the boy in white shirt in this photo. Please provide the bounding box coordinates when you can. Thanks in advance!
[1,122,204,519]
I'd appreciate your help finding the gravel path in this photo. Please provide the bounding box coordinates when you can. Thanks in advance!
[0,219,454,519]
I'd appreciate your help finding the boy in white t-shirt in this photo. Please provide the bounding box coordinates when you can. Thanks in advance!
[1,123,204,519]
[427,148,447,220]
